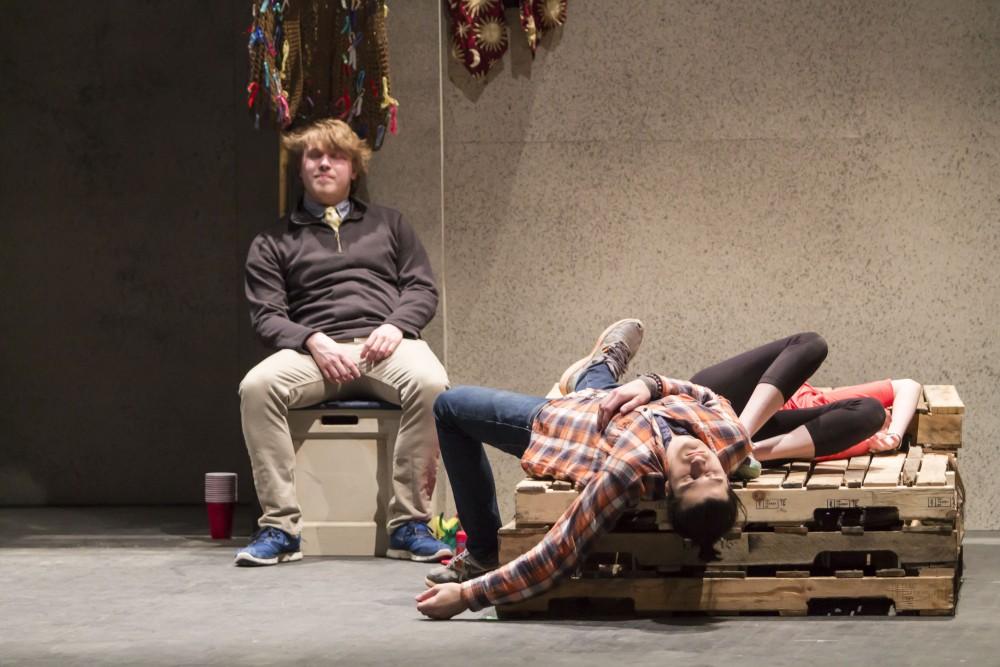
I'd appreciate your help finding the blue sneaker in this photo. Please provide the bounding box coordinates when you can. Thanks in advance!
[234,526,302,566]
[387,521,454,562]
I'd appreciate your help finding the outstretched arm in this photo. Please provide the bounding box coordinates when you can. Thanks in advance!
[417,438,648,619]
[888,379,922,439]
[467,464,640,613]
[868,378,922,451]
[415,583,466,620]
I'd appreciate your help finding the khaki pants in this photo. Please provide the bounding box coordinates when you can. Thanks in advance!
[239,339,450,535]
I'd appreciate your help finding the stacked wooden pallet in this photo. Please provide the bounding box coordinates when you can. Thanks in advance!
[496,385,965,619]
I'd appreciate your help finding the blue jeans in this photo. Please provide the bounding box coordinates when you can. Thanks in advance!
[433,363,617,559]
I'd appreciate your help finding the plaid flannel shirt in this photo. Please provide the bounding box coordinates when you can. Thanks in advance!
[461,377,751,611]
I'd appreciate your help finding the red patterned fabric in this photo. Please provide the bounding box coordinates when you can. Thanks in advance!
[445,0,567,79]
[520,0,567,54]
[446,0,508,79]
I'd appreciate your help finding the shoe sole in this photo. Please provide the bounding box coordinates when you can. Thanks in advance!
[233,551,303,567]
[558,318,643,395]
[423,573,490,587]
[386,547,453,563]
[425,567,499,587]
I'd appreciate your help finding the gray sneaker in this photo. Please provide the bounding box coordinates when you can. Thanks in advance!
[424,550,499,586]
[558,318,644,395]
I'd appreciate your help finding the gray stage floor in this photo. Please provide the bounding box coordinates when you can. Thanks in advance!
[2,507,998,666]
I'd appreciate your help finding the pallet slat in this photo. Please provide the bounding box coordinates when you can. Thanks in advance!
[916,454,949,486]
[844,455,870,488]
[916,414,963,447]
[499,523,960,568]
[807,459,848,490]
[495,573,956,617]
[746,467,787,489]
[863,453,907,487]
[901,446,923,486]
[782,462,812,489]
[923,385,964,414]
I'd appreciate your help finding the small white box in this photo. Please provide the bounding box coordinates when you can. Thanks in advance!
[290,406,401,556]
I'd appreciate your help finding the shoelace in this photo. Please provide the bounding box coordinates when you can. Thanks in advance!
[602,341,632,379]
[446,550,472,572]
[250,526,285,543]
[406,523,433,539]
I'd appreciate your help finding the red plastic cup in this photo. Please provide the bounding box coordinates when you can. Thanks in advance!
[206,501,235,539]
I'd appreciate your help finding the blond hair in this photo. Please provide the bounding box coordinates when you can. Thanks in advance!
[281,119,373,177]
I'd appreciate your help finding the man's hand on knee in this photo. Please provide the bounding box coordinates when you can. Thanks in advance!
[305,332,361,383]
[361,323,403,364]
[415,583,468,620]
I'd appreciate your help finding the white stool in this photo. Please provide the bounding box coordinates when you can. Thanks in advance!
[289,399,401,556]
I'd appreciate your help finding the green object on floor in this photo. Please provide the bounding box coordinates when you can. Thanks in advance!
[428,514,461,549]
[732,456,762,481]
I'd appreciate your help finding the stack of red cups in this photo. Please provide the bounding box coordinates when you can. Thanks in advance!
[204,472,238,539]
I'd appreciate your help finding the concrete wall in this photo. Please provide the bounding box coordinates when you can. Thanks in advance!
[1,2,255,504]
[0,1,442,507]
[442,1,1000,528]
[4,1,997,529]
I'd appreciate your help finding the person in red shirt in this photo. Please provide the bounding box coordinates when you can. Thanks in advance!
[773,378,923,462]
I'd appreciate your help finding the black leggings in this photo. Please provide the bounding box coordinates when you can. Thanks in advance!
[690,332,885,457]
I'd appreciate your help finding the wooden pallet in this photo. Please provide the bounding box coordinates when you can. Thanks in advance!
[516,450,962,527]
[499,519,962,570]
[494,568,958,618]
[912,384,964,450]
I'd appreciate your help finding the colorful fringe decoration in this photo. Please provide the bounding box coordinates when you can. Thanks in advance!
[445,0,567,79]
[428,514,461,550]
[246,0,398,149]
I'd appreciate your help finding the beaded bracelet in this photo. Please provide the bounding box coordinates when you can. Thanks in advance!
[642,373,664,401]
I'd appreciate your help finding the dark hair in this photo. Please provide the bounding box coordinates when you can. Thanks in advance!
[667,487,744,561]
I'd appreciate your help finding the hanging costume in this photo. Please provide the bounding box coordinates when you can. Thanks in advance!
[247,0,399,149]
[445,0,568,79]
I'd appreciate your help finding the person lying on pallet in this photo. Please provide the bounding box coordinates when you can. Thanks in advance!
[682,341,922,470]
[770,377,923,463]
[236,119,452,566]
[416,324,887,619]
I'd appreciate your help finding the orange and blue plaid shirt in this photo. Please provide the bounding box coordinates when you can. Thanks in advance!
[461,377,751,611]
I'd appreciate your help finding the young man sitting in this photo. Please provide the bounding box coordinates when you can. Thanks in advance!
[236,119,452,566]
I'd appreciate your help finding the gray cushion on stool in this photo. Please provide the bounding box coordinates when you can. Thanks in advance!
[304,399,400,411]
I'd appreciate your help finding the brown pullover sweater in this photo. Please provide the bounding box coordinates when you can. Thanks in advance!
[244,197,439,351]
